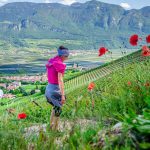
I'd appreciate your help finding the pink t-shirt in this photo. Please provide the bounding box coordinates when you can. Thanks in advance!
[46,55,66,84]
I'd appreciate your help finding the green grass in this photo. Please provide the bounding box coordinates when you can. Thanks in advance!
[0,51,150,149]
[64,49,149,92]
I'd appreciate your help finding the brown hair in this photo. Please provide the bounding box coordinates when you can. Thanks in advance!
[59,46,68,50]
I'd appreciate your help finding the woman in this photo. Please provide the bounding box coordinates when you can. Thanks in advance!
[45,46,69,131]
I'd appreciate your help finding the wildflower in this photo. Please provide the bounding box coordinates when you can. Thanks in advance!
[142,51,150,57]
[146,35,150,43]
[127,81,131,86]
[88,82,95,91]
[142,45,150,52]
[98,47,108,56]
[129,34,139,46]
[18,113,27,119]
[142,45,150,56]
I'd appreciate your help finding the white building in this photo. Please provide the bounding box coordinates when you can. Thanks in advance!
[0,89,4,99]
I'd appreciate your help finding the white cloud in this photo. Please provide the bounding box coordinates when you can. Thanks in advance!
[61,0,76,5]
[0,0,8,6]
[43,0,76,5]
[44,0,51,3]
[120,2,131,9]
[0,0,8,2]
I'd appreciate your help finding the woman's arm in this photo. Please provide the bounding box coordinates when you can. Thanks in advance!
[45,61,52,67]
[58,72,65,105]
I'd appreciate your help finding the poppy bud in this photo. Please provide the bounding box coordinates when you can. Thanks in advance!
[146,35,150,43]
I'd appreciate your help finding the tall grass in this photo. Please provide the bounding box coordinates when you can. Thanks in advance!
[0,59,149,149]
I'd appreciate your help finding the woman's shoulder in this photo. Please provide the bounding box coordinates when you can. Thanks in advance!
[53,60,66,67]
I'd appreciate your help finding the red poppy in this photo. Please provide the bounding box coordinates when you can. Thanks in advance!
[88,82,95,91]
[18,113,27,119]
[142,46,150,56]
[146,35,150,43]
[142,45,150,52]
[129,34,139,46]
[127,81,131,86]
[98,47,108,56]
[142,51,150,56]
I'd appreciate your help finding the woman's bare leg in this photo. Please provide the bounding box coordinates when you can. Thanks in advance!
[51,106,61,131]
[53,116,60,131]
[50,109,55,129]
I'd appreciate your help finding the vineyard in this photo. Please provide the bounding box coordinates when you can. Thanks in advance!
[0,49,150,150]
[65,50,149,93]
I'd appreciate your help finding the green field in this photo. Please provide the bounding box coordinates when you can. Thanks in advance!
[0,39,137,75]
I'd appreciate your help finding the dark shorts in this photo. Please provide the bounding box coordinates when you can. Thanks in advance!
[45,83,62,107]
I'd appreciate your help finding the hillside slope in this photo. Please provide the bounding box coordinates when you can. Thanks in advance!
[0,55,150,149]
[65,49,149,93]
[0,50,150,149]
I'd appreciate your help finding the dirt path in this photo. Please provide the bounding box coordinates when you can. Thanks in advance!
[24,118,97,138]
[24,118,97,149]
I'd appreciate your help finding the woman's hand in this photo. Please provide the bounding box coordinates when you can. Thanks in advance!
[61,95,66,105]
[58,72,66,105]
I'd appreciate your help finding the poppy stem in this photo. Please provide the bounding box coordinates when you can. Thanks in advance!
[32,101,43,109]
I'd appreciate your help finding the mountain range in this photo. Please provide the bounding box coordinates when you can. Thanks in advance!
[0,0,150,49]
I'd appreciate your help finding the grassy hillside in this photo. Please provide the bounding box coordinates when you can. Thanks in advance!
[65,49,149,92]
[0,51,150,149]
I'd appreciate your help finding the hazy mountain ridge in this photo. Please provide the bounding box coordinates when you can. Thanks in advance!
[0,0,150,48]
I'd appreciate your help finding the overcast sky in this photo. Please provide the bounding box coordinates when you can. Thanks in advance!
[0,0,150,9]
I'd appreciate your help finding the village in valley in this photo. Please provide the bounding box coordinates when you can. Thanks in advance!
[0,74,47,99]
[0,64,85,99]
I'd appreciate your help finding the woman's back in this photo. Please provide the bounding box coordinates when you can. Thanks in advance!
[46,55,66,84]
